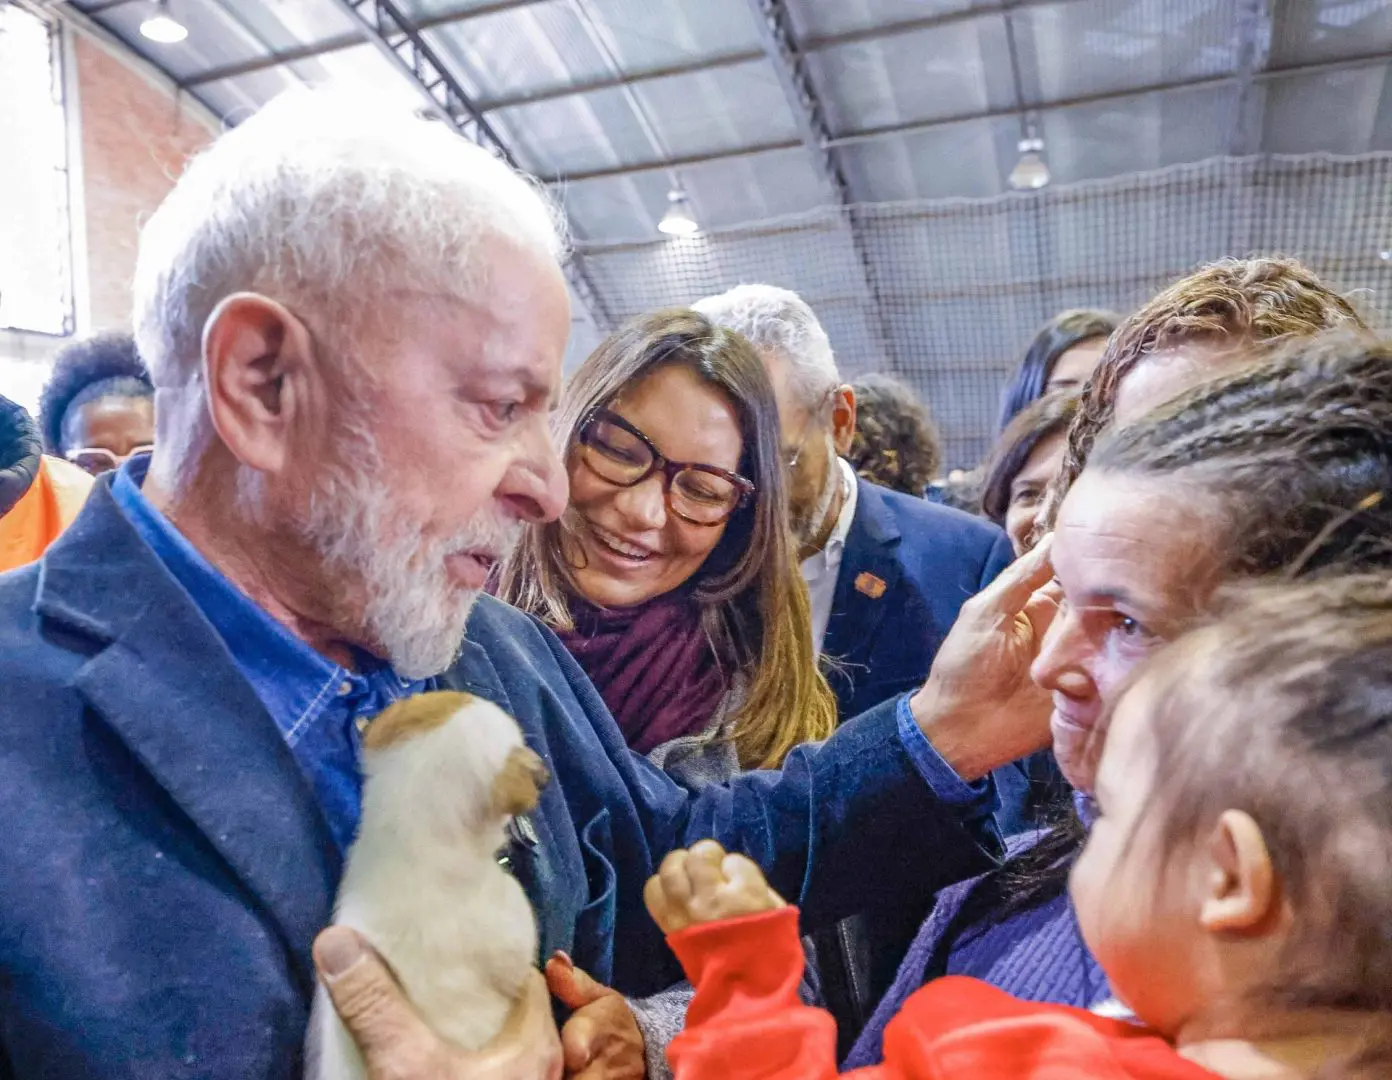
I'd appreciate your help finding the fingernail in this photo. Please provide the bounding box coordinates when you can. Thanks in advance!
[315,926,365,981]
[550,949,573,969]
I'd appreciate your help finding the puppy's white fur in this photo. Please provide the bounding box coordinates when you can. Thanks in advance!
[306,692,547,1080]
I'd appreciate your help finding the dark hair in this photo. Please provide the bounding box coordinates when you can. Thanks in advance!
[1039,257,1365,536]
[846,374,941,495]
[1134,574,1392,1066]
[979,391,1078,527]
[38,333,153,454]
[953,329,1392,941]
[497,308,837,768]
[997,309,1118,433]
[0,395,42,517]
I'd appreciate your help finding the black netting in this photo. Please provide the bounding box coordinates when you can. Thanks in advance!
[576,153,1392,469]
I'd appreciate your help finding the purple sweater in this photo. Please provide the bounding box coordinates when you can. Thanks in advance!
[843,831,1111,1068]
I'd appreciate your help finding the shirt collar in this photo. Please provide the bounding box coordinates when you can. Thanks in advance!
[800,457,859,579]
[109,457,404,741]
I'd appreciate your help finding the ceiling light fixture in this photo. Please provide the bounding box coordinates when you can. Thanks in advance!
[140,0,188,44]
[1008,136,1050,191]
[658,189,699,237]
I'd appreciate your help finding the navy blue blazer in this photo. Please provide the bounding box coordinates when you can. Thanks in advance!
[821,479,1013,718]
[0,481,997,1080]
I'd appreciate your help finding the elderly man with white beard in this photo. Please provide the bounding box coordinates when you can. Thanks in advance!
[0,91,1056,1080]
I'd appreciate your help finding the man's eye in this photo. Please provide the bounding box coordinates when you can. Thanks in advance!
[489,402,521,425]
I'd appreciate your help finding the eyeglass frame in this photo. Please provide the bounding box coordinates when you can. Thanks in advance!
[575,407,756,527]
[783,386,840,471]
[65,444,155,475]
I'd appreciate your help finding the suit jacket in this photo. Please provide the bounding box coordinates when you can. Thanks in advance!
[0,480,997,1080]
[821,479,1014,719]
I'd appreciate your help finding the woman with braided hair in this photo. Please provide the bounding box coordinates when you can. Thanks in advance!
[1033,255,1363,539]
[844,329,1392,1067]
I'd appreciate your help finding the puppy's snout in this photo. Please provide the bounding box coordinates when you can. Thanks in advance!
[492,746,550,817]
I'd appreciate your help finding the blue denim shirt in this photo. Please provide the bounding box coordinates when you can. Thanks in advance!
[111,459,424,852]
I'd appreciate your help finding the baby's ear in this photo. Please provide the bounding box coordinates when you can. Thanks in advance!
[1198,809,1278,935]
[491,747,550,817]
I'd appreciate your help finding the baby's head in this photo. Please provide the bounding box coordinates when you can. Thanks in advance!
[363,691,550,833]
[1070,574,1392,1045]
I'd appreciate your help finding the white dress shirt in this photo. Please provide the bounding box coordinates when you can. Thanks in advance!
[800,456,859,654]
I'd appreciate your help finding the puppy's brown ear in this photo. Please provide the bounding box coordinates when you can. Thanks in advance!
[363,691,473,751]
[492,747,550,817]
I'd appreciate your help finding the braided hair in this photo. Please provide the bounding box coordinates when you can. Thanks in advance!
[1036,257,1365,540]
[949,329,1392,943]
[38,333,153,455]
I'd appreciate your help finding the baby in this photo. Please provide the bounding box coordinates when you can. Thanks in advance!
[646,575,1392,1080]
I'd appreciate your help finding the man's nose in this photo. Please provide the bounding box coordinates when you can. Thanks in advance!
[502,423,569,524]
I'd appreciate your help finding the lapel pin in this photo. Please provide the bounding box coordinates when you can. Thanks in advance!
[855,572,887,599]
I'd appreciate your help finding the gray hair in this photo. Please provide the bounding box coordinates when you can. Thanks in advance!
[132,88,567,490]
[693,284,840,408]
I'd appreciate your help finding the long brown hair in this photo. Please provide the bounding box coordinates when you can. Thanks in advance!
[496,308,837,769]
[1037,256,1365,537]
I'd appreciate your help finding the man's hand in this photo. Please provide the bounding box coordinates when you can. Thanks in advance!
[643,840,786,936]
[314,926,562,1080]
[544,955,645,1080]
[910,535,1062,781]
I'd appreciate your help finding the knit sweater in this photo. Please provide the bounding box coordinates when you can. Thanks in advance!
[844,830,1110,1068]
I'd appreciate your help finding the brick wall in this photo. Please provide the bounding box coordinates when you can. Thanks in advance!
[74,34,218,332]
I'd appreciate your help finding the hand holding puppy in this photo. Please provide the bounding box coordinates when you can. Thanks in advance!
[644,840,786,935]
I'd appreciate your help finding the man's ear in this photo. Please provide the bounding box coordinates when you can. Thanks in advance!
[830,384,857,456]
[202,293,316,476]
[1199,809,1277,935]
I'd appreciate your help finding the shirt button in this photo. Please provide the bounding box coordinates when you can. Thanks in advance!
[337,681,353,697]
[355,714,371,735]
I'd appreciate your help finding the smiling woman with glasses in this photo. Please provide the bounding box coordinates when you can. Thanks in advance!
[498,308,837,780]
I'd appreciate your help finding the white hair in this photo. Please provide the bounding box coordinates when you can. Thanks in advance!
[132,88,567,489]
[692,284,841,406]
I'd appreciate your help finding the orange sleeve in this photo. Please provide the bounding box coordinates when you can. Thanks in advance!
[666,907,894,1080]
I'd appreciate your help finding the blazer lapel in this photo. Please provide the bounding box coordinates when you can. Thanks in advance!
[37,483,340,993]
[822,480,904,705]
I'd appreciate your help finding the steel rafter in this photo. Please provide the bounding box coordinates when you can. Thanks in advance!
[328,0,612,330]
[744,0,893,359]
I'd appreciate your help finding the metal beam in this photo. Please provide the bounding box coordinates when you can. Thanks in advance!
[537,46,1392,184]
[326,0,613,329]
[744,0,893,356]
[1226,0,1273,155]
[475,48,764,111]
[177,0,1088,103]
[181,0,554,89]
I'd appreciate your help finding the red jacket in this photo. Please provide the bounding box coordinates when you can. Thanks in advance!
[667,907,1220,1080]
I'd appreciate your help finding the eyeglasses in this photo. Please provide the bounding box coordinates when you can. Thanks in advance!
[66,445,154,476]
[783,387,838,471]
[576,408,755,527]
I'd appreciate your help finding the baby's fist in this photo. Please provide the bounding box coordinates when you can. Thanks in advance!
[644,840,786,935]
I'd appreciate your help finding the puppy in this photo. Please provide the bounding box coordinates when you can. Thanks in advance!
[306,690,550,1080]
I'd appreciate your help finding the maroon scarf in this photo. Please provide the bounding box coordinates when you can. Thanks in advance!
[556,588,728,755]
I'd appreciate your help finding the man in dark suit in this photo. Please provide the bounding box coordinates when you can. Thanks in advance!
[696,285,1025,1049]
[0,94,1053,1080]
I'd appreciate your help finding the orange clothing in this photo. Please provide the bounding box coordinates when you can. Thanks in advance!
[668,906,1219,1080]
[0,456,93,573]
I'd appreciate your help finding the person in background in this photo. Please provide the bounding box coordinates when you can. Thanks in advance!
[651,575,1392,1080]
[997,308,1118,433]
[497,308,837,786]
[845,374,942,497]
[1040,256,1362,531]
[0,392,92,572]
[695,283,1014,1049]
[845,329,1392,1069]
[980,392,1079,557]
[38,332,154,474]
[0,91,1038,1080]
